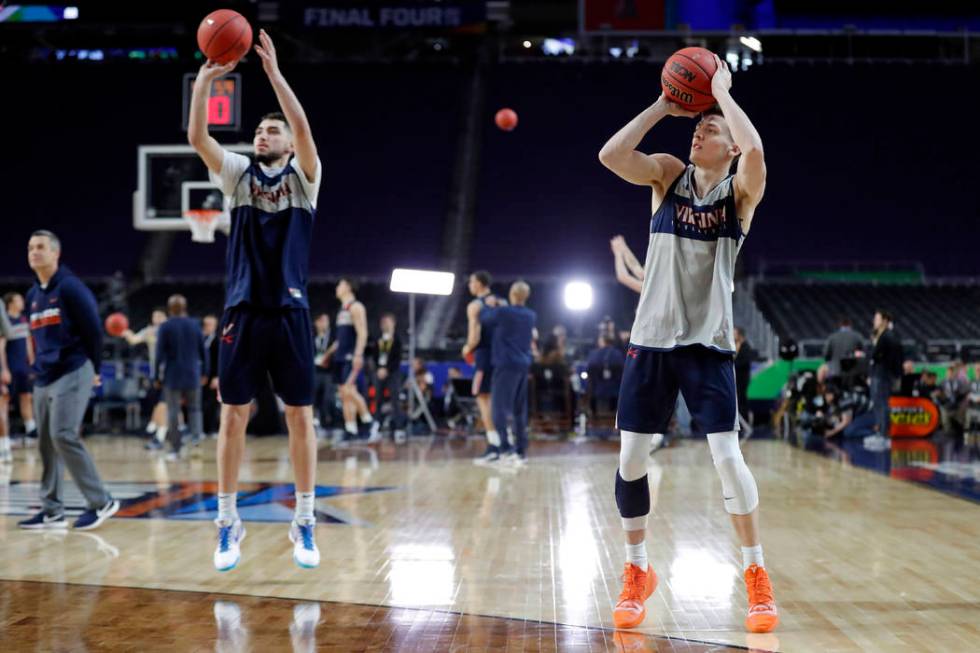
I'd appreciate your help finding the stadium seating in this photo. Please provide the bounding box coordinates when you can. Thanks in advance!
[755,281,980,359]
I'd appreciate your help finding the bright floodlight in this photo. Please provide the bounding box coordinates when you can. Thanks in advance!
[564,281,593,311]
[390,268,455,296]
[739,36,762,52]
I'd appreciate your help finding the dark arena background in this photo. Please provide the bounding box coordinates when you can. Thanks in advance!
[1,2,979,652]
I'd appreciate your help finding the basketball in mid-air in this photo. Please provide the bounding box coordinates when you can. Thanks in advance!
[661,47,718,112]
[104,312,129,337]
[495,108,518,132]
[197,9,253,65]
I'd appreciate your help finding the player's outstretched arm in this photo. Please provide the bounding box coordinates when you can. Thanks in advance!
[187,60,238,173]
[254,29,318,183]
[598,97,691,187]
[620,240,646,281]
[461,301,481,357]
[710,55,765,207]
[610,236,643,293]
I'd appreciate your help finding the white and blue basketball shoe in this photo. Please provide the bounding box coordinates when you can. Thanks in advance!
[288,519,320,569]
[214,518,246,572]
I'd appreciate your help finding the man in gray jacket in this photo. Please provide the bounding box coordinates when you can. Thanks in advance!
[824,318,864,378]
[17,231,119,531]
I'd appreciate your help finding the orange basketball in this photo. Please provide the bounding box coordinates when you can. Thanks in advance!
[661,47,718,112]
[104,312,129,338]
[495,108,518,132]
[197,9,253,65]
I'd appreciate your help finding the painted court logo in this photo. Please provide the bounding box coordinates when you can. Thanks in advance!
[0,481,396,525]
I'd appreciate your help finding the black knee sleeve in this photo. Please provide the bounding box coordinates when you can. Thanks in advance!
[615,470,650,519]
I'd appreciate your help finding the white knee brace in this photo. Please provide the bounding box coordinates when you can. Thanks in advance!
[619,431,653,481]
[706,431,759,515]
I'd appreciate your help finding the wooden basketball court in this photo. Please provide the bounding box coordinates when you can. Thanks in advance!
[1,435,977,651]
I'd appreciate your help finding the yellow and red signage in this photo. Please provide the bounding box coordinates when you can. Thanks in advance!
[888,397,940,437]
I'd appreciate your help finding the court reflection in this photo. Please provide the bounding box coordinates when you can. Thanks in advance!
[387,543,457,606]
[668,547,738,602]
[213,600,320,653]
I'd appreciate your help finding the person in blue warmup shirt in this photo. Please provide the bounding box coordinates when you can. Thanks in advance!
[480,281,536,466]
[188,30,322,571]
[3,292,37,453]
[17,230,119,532]
[155,294,207,461]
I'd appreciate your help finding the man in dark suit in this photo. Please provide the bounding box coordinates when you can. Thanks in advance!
[156,295,207,460]
[201,314,220,436]
[370,312,404,441]
[312,312,335,435]
[869,309,903,445]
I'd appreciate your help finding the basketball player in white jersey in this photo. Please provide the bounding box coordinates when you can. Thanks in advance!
[598,55,777,633]
[188,30,322,571]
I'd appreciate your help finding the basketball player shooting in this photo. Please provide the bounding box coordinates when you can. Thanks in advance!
[188,29,323,572]
[598,55,777,633]
[462,271,504,465]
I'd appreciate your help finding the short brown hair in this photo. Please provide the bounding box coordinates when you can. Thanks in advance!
[260,111,291,131]
[339,276,359,294]
[471,270,491,288]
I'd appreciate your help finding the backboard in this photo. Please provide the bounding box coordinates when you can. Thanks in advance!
[133,144,251,232]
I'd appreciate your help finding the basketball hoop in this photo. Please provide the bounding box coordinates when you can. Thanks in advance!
[183,209,229,243]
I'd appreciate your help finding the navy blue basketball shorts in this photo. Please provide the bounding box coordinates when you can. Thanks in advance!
[472,350,494,395]
[218,306,315,406]
[332,359,367,394]
[616,343,739,436]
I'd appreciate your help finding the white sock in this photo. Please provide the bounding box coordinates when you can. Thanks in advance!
[742,545,765,570]
[344,421,358,435]
[295,491,315,523]
[146,422,157,435]
[24,419,36,433]
[217,493,239,524]
[0,437,9,453]
[155,427,167,443]
[487,430,500,447]
[360,413,373,424]
[626,541,648,571]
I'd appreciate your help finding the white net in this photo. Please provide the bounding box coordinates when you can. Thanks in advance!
[182,210,229,243]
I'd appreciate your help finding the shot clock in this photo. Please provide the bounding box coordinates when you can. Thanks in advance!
[181,72,242,132]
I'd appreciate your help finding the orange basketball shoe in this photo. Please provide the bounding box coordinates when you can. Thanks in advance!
[613,563,657,629]
[744,564,779,633]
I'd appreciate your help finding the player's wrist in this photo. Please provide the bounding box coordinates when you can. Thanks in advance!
[711,82,731,97]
